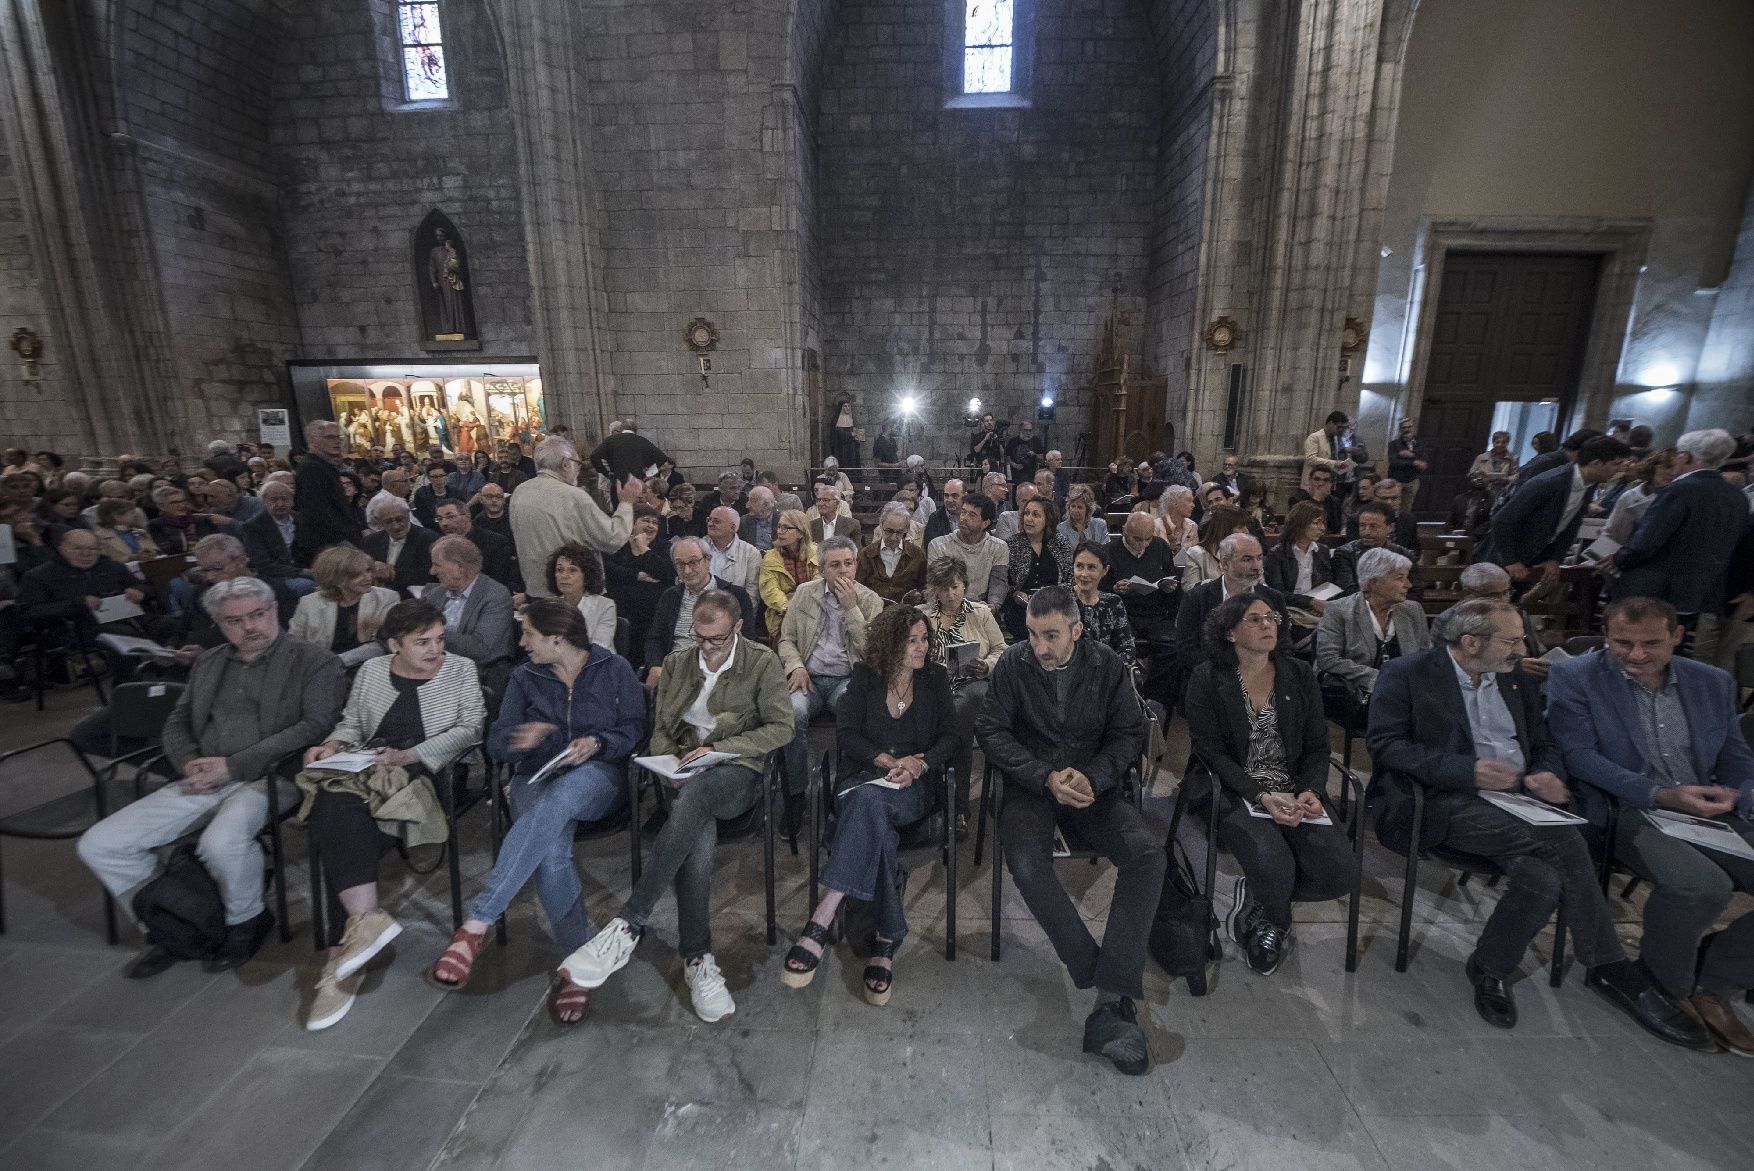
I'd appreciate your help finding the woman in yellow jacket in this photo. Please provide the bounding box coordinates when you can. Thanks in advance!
[758,509,817,640]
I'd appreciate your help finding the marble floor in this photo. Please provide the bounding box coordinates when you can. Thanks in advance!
[1,683,1749,1171]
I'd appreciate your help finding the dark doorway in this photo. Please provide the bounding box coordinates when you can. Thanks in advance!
[1417,251,1600,517]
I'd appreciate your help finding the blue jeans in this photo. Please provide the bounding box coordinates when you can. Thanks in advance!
[283,576,315,598]
[465,760,624,953]
[821,777,935,942]
[785,673,851,796]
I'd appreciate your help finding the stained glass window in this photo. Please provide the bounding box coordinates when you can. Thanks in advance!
[398,1,448,102]
[963,0,1014,94]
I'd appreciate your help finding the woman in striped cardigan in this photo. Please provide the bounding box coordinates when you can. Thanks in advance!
[299,599,485,1030]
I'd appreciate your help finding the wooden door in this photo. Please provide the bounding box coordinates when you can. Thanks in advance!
[1417,252,1599,515]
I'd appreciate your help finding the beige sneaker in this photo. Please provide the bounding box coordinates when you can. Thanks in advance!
[307,959,360,1031]
[333,910,401,980]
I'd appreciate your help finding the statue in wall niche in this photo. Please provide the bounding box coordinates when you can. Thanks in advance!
[413,210,480,350]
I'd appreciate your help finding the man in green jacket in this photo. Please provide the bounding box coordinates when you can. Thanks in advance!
[561,589,792,1024]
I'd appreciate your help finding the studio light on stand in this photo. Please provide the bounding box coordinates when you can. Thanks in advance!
[1037,391,1056,423]
[964,396,983,425]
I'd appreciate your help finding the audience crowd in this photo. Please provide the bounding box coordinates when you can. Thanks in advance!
[1,411,1752,1073]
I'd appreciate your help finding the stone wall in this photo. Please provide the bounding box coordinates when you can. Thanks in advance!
[1143,0,1214,449]
[271,0,532,363]
[816,0,1162,469]
[116,0,302,449]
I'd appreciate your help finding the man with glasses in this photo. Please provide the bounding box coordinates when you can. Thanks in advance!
[77,577,346,978]
[856,502,926,604]
[1366,598,1707,1046]
[1288,465,1344,535]
[511,436,649,598]
[1174,532,1287,673]
[561,589,793,1023]
[644,536,755,686]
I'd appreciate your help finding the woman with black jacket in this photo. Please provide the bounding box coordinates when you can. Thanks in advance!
[1263,500,1335,648]
[1182,593,1352,978]
[779,604,960,1005]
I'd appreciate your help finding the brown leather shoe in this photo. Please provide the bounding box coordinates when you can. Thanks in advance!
[1690,991,1754,1057]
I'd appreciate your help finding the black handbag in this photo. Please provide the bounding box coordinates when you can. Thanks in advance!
[131,843,228,960]
[1148,834,1221,995]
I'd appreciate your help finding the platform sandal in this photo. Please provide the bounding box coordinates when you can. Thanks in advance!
[548,969,591,1025]
[430,925,487,989]
[862,936,897,1007]
[780,920,832,989]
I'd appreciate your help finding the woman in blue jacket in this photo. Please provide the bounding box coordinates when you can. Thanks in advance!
[430,599,647,1023]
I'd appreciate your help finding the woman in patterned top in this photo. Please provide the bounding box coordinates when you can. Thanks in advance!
[918,556,1005,834]
[1180,594,1352,978]
[1069,540,1136,672]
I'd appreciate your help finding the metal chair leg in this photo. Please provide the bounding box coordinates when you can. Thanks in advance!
[973,769,992,868]
[1395,848,1419,973]
[944,768,957,962]
[989,770,1003,963]
[1549,902,1567,987]
[763,765,777,946]
[309,842,327,952]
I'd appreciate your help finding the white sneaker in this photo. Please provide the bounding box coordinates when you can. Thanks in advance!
[559,917,639,989]
[685,953,736,1023]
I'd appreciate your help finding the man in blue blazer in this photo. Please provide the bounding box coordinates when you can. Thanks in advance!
[1546,596,1754,1054]
[1477,435,1630,586]
[1366,598,1706,1045]
[1612,428,1750,621]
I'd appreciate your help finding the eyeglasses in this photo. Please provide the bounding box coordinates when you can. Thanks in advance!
[673,556,707,570]
[693,630,734,649]
[1240,613,1283,627]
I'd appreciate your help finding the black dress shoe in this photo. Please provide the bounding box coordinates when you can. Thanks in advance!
[1466,952,1517,1029]
[204,909,275,973]
[126,945,179,981]
[1585,963,1714,1050]
[1082,997,1150,1076]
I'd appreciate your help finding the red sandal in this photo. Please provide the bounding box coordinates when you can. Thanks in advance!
[548,970,591,1026]
[431,926,487,989]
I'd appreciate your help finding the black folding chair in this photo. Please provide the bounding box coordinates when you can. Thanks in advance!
[21,616,110,712]
[0,738,130,942]
[630,750,781,946]
[1169,749,1363,969]
[806,750,958,960]
[79,682,187,799]
[983,759,1146,963]
[1347,776,1568,982]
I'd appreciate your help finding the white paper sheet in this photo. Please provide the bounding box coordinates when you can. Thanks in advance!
[93,594,144,624]
[1245,799,1334,826]
[1479,790,1586,825]
[309,750,380,774]
[1644,811,1754,861]
[635,751,737,781]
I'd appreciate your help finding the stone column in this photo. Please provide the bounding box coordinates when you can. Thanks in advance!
[0,0,176,458]
[1182,0,1410,483]
[489,0,617,438]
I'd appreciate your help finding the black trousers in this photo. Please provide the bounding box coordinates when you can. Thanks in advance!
[999,784,1165,1000]
[1436,798,1625,979]
[1214,798,1354,929]
[306,790,396,946]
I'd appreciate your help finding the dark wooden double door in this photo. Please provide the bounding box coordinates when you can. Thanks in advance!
[1416,251,1599,516]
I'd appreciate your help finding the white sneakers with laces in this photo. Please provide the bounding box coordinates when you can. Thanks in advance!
[684,953,736,1023]
[560,917,639,988]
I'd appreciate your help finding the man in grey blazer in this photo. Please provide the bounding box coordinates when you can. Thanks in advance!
[423,536,515,680]
[77,577,345,978]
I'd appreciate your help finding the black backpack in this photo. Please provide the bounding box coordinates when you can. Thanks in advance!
[1148,835,1221,996]
[131,844,228,960]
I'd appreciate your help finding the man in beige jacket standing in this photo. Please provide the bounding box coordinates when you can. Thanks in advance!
[510,436,648,597]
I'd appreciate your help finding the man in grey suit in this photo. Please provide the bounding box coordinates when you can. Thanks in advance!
[423,536,515,682]
[808,480,861,545]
